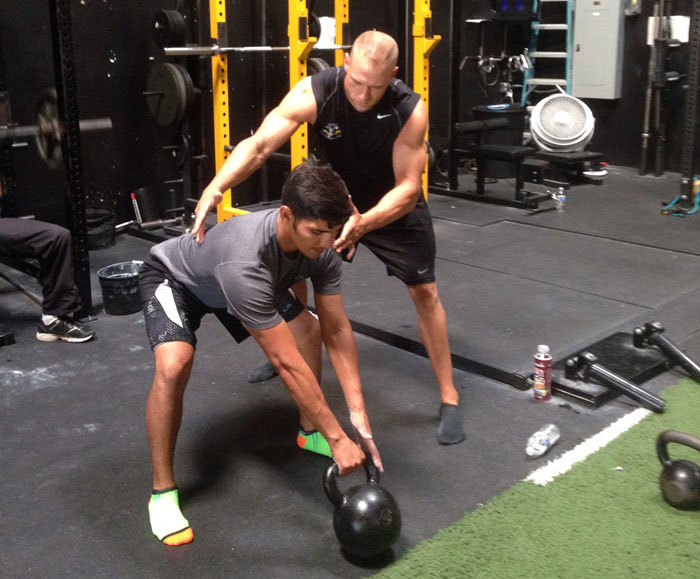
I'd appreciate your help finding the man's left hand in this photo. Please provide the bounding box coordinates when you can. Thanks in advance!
[350,411,383,472]
[333,196,364,260]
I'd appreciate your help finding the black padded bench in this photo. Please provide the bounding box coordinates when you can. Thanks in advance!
[474,144,536,200]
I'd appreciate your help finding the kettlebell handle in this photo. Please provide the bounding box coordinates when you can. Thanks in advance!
[656,429,700,467]
[323,460,381,507]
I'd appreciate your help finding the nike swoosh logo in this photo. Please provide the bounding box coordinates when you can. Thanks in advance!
[416,268,430,275]
[376,113,392,119]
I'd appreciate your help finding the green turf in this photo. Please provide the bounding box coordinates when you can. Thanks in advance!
[372,379,700,579]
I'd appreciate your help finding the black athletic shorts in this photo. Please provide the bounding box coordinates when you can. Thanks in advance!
[359,196,436,286]
[138,258,305,350]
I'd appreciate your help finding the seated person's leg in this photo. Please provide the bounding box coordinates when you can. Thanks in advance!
[0,218,93,342]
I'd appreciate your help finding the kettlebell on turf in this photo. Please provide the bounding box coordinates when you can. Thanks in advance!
[656,429,700,509]
[323,461,401,558]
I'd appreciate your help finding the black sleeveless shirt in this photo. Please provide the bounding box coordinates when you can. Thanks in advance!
[310,67,421,214]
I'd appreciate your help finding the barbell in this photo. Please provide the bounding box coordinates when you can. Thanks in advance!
[163,43,350,57]
[0,89,112,169]
[153,7,347,56]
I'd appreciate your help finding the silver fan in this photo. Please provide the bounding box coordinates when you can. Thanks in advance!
[530,94,595,152]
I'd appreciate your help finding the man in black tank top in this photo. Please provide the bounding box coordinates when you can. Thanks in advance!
[193,31,465,446]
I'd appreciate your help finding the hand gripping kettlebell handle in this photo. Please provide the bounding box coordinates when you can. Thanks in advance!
[323,460,381,507]
[656,430,700,467]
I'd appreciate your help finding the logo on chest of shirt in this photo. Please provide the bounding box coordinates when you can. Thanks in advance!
[321,122,342,141]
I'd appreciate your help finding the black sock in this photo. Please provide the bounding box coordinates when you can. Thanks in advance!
[247,360,278,383]
[437,403,466,445]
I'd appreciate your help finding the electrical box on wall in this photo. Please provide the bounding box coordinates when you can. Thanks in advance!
[571,0,625,99]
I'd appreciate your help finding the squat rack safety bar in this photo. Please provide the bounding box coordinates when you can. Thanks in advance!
[412,0,441,200]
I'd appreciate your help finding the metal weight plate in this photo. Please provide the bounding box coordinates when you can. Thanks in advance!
[308,13,322,40]
[34,89,63,169]
[308,57,330,76]
[145,63,193,126]
[152,10,186,48]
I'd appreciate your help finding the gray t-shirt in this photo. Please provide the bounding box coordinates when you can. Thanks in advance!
[150,209,342,330]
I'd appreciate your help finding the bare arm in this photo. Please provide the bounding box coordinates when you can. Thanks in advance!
[247,319,364,475]
[315,292,383,471]
[191,77,317,242]
[333,100,428,257]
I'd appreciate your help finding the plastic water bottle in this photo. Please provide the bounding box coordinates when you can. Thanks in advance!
[533,344,552,401]
[526,424,561,458]
[555,187,566,212]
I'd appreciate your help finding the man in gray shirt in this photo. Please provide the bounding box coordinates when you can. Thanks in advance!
[140,163,381,546]
[192,31,465,446]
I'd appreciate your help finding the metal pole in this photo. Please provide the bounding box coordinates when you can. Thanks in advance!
[588,362,666,413]
[678,0,700,203]
[259,0,271,203]
[48,0,92,318]
[640,1,659,176]
[0,28,18,216]
[447,0,460,191]
[650,333,700,381]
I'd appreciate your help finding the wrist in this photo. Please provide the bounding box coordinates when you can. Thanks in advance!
[356,213,369,236]
[326,431,352,450]
[204,185,223,198]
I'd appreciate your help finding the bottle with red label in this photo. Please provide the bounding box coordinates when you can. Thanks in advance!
[533,344,552,401]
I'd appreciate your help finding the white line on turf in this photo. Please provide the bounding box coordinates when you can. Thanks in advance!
[525,407,651,486]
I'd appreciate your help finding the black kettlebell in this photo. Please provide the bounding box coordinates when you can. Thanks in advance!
[656,429,700,509]
[323,461,402,558]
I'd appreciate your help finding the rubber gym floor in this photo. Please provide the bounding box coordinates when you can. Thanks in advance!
[2,165,700,578]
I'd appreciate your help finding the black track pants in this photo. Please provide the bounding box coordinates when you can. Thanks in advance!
[0,218,81,317]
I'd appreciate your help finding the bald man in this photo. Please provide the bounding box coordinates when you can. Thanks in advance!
[193,31,465,446]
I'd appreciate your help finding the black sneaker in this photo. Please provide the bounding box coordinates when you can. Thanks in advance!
[36,318,96,343]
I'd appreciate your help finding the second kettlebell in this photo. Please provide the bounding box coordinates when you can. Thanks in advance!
[656,429,700,509]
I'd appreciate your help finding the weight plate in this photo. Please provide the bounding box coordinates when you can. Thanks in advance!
[308,13,322,40]
[145,63,193,126]
[176,64,195,115]
[34,89,63,169]
[152,10,186,48]
[87,221,115,250]
[308,57,330,76]
[85,207,115,227]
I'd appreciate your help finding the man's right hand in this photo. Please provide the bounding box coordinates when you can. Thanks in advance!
[330,436,365,476]
[191,188,223,244]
